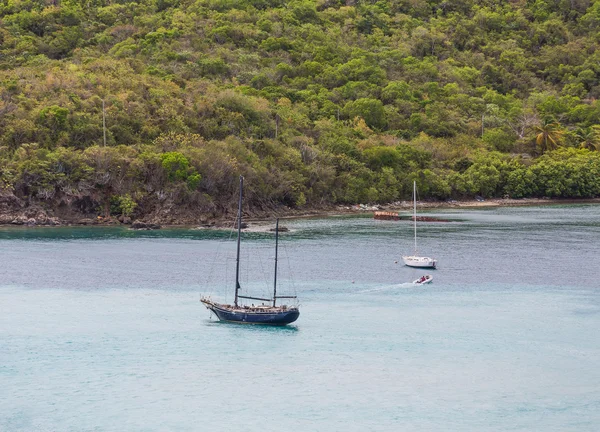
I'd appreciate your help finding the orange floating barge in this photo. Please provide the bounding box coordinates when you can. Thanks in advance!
[373,211,401,220]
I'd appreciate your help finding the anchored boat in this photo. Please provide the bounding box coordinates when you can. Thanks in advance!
[402,181,437,269]
[200,176,299,325]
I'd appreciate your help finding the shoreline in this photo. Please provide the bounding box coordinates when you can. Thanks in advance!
[1,197,599,229]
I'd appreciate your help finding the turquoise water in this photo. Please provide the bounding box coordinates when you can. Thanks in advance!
[1,205,600,431]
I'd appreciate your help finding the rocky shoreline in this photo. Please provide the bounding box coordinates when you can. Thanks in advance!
[1,189,599,229]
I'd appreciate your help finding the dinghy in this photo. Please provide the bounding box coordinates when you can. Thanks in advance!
[413,274,433,285]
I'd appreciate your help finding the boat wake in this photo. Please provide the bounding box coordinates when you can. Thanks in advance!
[357,283,416,293]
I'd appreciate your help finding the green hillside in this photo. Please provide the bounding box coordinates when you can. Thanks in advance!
[1,0,600,221]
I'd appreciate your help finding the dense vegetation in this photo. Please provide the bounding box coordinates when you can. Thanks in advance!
[1,0,600,219]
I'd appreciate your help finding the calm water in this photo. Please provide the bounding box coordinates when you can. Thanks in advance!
[1,205,600,431]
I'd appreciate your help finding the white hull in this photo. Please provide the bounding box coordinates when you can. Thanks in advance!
[402,255,437,268]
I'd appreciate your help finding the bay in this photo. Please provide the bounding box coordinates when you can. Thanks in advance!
[1,204,599,431]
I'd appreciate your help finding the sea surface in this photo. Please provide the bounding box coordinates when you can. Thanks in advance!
[1,204,599,431]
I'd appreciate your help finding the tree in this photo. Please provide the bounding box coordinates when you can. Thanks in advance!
[576,126,600,151]
[535,117,564,154]
[343,98,387,130]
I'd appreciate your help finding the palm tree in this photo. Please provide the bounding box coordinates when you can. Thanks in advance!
[535,117,564,153]
[577,126,600,151]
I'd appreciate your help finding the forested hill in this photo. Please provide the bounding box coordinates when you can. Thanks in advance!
[1,0,600,223]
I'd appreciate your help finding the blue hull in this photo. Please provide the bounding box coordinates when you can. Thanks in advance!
[202,300,299,325]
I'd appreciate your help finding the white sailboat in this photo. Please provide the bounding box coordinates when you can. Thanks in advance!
[402,181,437,269]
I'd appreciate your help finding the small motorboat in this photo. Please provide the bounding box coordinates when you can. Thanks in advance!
[413,274,433,285]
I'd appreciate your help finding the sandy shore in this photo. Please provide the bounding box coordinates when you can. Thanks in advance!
[1,197,599,229]
[266,197,600,220]
[229,196,600,231]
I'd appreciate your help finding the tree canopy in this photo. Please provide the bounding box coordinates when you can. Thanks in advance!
[1,0,600,219]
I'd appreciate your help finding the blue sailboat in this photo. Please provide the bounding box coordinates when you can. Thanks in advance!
[201,176,300,325]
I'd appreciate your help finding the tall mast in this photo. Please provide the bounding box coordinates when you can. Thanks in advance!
[273,218,279,307]
[234,176,243,307]
[413,180,417,254]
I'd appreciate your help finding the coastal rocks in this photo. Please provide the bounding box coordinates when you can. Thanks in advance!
[9,214,61,226]
[10,215,28,225]
[77,217,118,226]
[47,217,61,226]
[344,204,382,211]
[0,214,14,224]
[34,212,61,226]
[197,220,217,228]
[130,220,161,230]
[0,191,29,225]
[0,190,24,213]
[24,207,61,226]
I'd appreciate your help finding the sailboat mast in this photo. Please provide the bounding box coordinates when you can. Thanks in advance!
[234,175,243,307]
[413,180,417,254]
[273,218,279,307]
